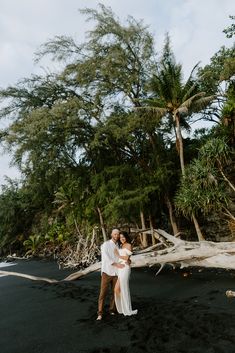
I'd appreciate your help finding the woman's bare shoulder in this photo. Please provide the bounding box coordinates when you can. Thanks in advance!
[125,243,132,251]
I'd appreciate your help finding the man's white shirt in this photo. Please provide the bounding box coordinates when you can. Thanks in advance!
[101,239,119,276]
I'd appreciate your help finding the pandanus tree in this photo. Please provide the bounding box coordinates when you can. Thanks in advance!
[175,137,234,241]
[175,158,229,241]
[199,137,235,195]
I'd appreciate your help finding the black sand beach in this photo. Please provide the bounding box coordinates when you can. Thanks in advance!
[1,260,235,353]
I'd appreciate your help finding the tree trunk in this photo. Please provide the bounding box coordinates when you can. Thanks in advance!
[192,213,205,241]
[72,211,82,237]
[174,113,185,176]
[89,227,97,250]
[149,215,156,245]
[218,162,235,193]
[4,229,235,289]
[97,207,107,242]
[140,210,148,247]
[63,228,235,281]
[166,197,179,235]
[174,113,204,242]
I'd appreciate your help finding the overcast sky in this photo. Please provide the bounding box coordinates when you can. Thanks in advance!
[0,0,234,186]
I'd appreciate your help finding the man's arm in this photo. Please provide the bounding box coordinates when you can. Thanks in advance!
[102,243,124,269]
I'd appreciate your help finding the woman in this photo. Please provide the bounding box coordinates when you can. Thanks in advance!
[114,231,137,316]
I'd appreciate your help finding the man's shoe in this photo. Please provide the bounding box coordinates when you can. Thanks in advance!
[96,315,102,321]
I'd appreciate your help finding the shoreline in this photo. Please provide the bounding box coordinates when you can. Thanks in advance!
[0,260,17,274]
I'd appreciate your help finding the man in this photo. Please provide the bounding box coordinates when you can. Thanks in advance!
[96,228,124,321]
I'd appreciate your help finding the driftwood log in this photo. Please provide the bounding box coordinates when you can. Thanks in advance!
[1,229,235,299]
[226,290,235,297]
[0,270,58,283]
[64,228,235,281]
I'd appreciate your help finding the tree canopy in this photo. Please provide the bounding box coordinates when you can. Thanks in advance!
[0,5,234,255]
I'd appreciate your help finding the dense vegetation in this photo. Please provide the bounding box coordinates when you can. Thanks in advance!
[0,6,234,258]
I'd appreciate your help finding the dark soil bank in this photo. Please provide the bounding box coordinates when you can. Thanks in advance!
[1,260,235,353]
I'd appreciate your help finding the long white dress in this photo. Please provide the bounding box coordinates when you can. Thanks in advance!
[115,248,138,316]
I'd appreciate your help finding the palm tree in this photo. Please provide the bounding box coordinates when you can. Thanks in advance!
[138,36,215,240]
[140,35,214,176]
[53,184,82,236]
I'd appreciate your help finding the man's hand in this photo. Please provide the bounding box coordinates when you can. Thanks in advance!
[116,263,125,269]
[113,262,125,269]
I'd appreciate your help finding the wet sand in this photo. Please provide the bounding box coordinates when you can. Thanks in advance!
[1,259,235,353]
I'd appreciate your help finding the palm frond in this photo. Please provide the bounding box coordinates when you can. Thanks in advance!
[188,95,215,114]
[180,92,205,110]
[136,106,168,118]
[182,79,199,102]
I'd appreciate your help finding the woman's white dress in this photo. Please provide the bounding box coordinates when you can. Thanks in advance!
[115,248,138,316]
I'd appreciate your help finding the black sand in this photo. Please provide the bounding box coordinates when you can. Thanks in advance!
[1,260,235,353]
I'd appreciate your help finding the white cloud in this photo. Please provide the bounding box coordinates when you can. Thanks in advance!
[168,0,235,75]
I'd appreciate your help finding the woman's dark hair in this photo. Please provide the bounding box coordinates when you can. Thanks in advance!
[119,231,132,244]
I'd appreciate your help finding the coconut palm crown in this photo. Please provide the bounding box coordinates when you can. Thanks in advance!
[139,34,215,175]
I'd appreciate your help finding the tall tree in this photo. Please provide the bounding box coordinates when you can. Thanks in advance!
[140,35,214,175]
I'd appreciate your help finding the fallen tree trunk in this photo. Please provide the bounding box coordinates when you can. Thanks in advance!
[63,228,235,281]
[64,261,101,281]
[0,270,58,283]
[2,229,235,286]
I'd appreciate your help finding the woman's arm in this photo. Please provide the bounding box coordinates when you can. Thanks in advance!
[119,255,130,261]
[114,248,129,261]
[114,244,132,261]
[124,244,132,262]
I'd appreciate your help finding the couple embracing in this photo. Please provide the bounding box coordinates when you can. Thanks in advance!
[97,229,137,320]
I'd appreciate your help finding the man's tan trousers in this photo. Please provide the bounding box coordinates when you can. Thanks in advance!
[98,272,118,315]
